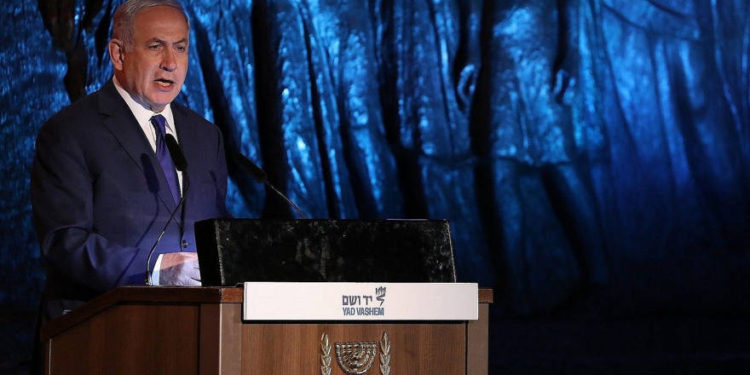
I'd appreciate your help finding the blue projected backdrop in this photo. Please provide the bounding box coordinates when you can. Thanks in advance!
[1,0,749,346]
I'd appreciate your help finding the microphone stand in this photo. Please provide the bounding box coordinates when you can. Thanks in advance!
[232,151,308,219]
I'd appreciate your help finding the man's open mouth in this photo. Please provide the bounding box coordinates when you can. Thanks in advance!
[155,78,174,87]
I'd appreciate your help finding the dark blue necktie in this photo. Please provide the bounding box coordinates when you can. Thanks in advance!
[150,114,180,204]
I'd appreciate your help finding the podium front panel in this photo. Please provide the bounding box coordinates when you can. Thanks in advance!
[42,287,490,375]
[239,322,466,374]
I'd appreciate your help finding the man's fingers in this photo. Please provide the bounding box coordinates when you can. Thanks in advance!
[158,253,201,286]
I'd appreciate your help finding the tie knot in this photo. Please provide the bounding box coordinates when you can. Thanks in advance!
[150,114,167,136]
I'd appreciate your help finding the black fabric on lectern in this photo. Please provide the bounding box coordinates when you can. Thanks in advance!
[195,219,457,285]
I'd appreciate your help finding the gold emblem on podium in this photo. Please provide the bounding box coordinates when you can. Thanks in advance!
[335,341,377,374]
[320,332,391,375]
[379,332,391,375]
[321,334,333,375]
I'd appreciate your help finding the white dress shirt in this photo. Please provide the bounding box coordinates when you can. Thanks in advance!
[112,77,184,193]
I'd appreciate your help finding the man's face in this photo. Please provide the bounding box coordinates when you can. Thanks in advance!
[111,6,189,112]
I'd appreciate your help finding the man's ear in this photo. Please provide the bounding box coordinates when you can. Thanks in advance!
[108,39,125,71]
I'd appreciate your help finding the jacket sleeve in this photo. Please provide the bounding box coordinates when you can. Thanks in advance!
[31,120,144,292]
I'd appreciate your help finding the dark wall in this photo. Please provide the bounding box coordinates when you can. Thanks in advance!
[1,0,749,372]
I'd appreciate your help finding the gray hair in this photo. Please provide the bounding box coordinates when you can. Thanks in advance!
[112,0,189,50]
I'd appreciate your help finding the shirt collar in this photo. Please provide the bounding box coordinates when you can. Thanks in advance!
[112,76,175,133]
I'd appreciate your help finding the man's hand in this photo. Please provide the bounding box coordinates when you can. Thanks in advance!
[159,252,201,286]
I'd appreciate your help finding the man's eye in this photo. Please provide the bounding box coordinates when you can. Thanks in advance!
[176,46,186,52]
[149,45,160,50]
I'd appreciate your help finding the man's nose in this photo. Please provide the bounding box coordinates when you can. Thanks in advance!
[160,48,178,71]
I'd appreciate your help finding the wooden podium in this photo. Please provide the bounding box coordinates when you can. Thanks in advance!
[41,286,492,374]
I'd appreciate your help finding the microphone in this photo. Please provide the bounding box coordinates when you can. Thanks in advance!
[231,151,308,219]
[145,134,189,285]
[165,135,187,171]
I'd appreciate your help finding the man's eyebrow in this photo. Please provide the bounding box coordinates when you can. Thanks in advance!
[145,38,166,45]
[145,38,188,45]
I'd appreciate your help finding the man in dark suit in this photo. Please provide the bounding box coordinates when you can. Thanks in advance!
[31,0,228,320]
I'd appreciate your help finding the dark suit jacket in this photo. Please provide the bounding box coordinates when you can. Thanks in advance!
[31,80,229,319]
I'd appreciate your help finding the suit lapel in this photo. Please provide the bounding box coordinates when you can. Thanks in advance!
[172,104,197,205]
[173,105,199,178]
[97,81,178,211]
[172,105,196,236]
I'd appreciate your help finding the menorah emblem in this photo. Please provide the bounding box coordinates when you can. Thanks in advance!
[334,341,378,375]
[321,332,391,375]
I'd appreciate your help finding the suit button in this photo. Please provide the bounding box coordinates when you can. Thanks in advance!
[182,240,189,248]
